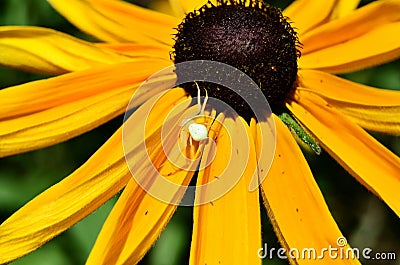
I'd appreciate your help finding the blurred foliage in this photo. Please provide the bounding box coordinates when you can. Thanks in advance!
[0,0,399,265]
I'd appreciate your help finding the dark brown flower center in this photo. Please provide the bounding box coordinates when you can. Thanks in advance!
[171,0,300,120]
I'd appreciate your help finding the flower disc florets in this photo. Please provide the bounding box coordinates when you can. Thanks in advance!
[172,0,301,120]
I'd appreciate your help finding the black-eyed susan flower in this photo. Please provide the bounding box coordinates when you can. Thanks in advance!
[0,0,400,264]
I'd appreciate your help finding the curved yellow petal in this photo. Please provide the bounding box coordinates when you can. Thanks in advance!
[87,152,196,265]
[47,0,179,45]
[87,89,195,265]
[168,0,209,18]
[258,116,360,265]
[168,0,186,18]
[0,125,130,265]
[301,0,400,55]
[95,43,171,60]
[298,70,400,106]
[177,0,208,13]
[299,22,400,73]
[0,72,177,157]
[190,116,261,265]
[0,86,130,157]
[289,91,400,218]
[87,173,193,265]
[328,102,400,135]
[330,0,360,20]
[0,59,170,119]
[298,70,400,134]
[148,0,176,18]
[283,0,336,36]
[0,26,130,75]
[0,88,189,265]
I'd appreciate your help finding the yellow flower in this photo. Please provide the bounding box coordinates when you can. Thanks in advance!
[0,0,399,264]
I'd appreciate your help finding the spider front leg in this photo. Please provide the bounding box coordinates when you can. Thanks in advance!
[179,123,191,151]
[180,82,209,148]
[180,82,209,125]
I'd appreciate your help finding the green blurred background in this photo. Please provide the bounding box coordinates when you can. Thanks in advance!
[0,0,399,264]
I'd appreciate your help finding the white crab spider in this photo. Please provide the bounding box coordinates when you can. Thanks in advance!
[188,123,208,142]
[180,82,209,146]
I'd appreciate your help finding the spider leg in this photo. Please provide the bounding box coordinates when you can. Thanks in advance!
[180,82,202,126]
[180,83,210,147]
[199,88,208,116]
[195,81,201,115]
[180,125,189,151]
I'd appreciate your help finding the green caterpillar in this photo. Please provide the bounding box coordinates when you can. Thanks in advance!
[279,112,321,155]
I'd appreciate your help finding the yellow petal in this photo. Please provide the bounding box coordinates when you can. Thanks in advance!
[298,70,400,106]
[283,0,336,36]
[298,70,400,134]
[0,88,189,265]
[0,26,130,75]
[289,91,400,217]
[148,0,176,18]
[327,103,400,135]
[301,0,400,55]
[176,0,208,13]
[87,153,196,265]
[299,22,400,73]
[0,59,171,119]
[258,116,360,265]
[0,72,177,157]
[87,89,196,265]
[190,116,261,265]
[330,0,360,20]
[87,173,194,265]
[168,0,209,18]
[95,43,171,60]
[48,0,179,45]
[168,0,186,18]
[0,86,130,157]
[248,118,276,191]
[0,124,130,265]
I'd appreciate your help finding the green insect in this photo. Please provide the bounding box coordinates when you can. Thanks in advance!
[279,112,321,155]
